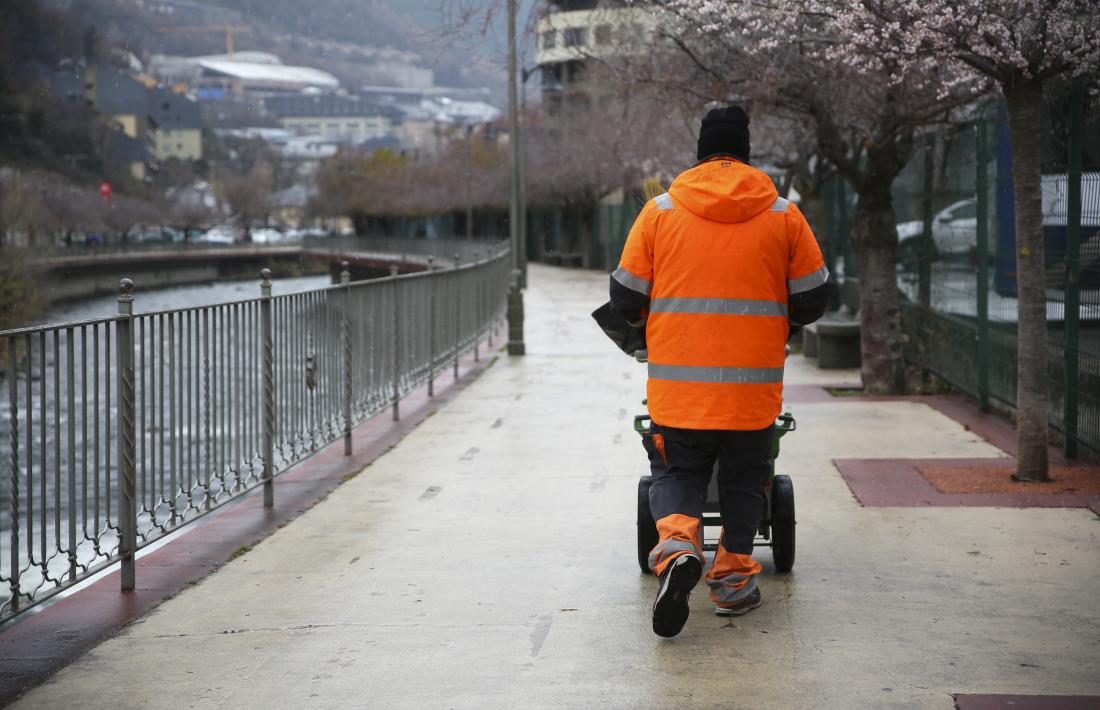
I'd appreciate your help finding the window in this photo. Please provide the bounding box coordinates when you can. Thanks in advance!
[951,201,977,220]
[595,24,612,45]
[542,30,556,49]
[563,27,587,47]
[564,61,586,84]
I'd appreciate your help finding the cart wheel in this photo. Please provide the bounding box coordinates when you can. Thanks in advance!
[637,476,658,574]
[771,474,795,573]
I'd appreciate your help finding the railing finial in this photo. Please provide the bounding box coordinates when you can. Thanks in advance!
[260,268,273,298]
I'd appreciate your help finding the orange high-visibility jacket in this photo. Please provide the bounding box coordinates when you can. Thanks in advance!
[613,159,827,430]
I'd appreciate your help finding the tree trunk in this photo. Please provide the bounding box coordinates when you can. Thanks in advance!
[1004,77,1051,481]
[851,185,906,394]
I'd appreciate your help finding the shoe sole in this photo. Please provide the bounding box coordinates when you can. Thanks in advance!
[652,555,703,638]
[714,596,763,618]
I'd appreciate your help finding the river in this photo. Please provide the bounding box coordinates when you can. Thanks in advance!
[1,274,339,617]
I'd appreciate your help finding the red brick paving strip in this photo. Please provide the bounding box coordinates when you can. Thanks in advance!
[955,695,1100,710]
[920,463,1100,495]
[835,458,1100,516]
[0,344,498,706]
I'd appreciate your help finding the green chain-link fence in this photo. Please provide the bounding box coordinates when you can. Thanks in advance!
[888,83,1100,459]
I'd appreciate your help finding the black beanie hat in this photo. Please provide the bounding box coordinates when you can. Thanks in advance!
[697,105,751,162]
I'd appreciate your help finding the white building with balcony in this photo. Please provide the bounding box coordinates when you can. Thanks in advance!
[534,0,656,113]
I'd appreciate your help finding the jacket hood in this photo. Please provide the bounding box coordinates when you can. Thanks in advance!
[667,159,778,224]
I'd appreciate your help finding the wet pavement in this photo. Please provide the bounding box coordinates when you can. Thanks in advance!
[10,264,1100,709]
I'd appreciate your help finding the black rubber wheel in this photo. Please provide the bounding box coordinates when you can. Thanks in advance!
[771,474,796,573]
[637,476,658,574]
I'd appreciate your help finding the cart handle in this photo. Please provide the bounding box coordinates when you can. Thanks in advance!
[633,414,651,435]
[775,413,796,432]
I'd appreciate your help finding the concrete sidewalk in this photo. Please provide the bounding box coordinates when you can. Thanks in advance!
[12,264,1100,709]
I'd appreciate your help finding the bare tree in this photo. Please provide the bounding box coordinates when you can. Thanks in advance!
[222,161,275,239]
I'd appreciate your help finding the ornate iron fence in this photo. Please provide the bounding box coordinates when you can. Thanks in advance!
[0,248,511,622]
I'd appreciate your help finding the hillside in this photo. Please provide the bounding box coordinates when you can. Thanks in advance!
[73,0,538,96]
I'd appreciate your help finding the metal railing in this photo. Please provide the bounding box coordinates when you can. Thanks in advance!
[41,236,506,262]
[0,249,512,622]
[301,237,505,265]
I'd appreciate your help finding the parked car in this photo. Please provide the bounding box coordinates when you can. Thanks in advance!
[897,198,979,269]
[249,227,284,244]
[299,226,329,239]
[197,225,237,244]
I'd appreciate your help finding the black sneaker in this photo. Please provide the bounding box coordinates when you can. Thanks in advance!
[652,554,703,638]
[714,587,762,617]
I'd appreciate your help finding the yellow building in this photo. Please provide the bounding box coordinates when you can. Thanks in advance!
[85,65,204,170]
[148,87,203,162]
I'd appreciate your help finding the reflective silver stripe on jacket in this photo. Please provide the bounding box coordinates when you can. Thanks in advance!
[648,538,700,572]
[655,192,674,211]
[707,572,758,605]
[648,364,785,384]
[650,297,788,317]
[788,265,830,294]
[612,266,651,295]
[770,196,789,212]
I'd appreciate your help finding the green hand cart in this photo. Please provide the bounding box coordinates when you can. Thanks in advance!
[634,408,797,574]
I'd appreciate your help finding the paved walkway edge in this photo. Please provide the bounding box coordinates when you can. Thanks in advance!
[0,343,499,706]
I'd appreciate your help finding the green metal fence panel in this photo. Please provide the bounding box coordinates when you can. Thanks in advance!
[882,87,1100,458]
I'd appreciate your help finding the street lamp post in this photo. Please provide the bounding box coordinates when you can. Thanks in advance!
[507,0,526,356]
[519,66,537,287]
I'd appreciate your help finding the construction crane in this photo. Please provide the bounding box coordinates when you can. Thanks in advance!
[158,23,251,58]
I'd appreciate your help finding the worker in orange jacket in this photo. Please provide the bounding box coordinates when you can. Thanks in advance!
[610,105,829,637]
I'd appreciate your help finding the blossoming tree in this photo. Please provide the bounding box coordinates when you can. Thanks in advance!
[659,0,984,393]
[829,0,1100,480]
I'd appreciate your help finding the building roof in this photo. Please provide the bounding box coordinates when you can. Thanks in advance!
[92,65,149,116]
[148,87,202,130]
[269,184,316,209]
[197,59,339,90]
[265,94,398,120]
[195,52,282,65]
[422,97,501,125]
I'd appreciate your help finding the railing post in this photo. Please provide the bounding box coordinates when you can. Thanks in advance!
[427,256,436,397]
[508,269,525,356]
[919,134,934,309]
[976,119,991,411]
[474,251,481,363]
[340,262,353,455]
[390,264,400,421]
[260,269,275,507]
[1063,81,1084,459]
[67,327,76,581]
[8,338,20,612]
[116,278,137,592]
[453,253,461,379]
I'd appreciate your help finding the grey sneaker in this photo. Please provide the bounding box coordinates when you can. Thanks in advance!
[714,587,762,617]
[652,554,703,638]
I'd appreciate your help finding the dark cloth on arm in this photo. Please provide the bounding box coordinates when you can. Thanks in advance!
[610,274,650,325]
[789,281,829,326]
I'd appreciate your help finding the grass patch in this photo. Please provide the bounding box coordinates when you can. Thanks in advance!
[228,544,253,560]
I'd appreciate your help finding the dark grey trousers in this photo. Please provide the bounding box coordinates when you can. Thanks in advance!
[644,423,774,555]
